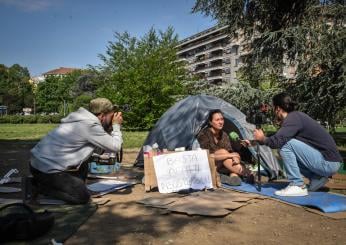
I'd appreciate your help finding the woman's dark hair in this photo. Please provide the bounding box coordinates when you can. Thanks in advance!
[272,92,296,112]
[208,109,223,123]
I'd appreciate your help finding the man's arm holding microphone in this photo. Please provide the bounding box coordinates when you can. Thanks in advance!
[238,129,266,148]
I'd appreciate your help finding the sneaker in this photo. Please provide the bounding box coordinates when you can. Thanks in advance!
[308,176,329,191]
[274,185,308,197]
[220,174,241,186]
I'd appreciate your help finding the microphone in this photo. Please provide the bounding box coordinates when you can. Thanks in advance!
[230,131,256,147]
[229,131,240,142]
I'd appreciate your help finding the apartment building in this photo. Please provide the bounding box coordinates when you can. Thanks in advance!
[176,25,243,84]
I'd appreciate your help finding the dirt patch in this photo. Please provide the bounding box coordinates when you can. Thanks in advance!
[0,141,345,244]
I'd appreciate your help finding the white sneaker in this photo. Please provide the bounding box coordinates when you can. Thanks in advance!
[274,185,308,197]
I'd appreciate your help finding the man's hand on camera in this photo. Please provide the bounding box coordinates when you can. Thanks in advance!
[112,112,123,125]
[253,129,265,143]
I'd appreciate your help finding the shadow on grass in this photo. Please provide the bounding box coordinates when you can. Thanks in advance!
[0,140,38,174]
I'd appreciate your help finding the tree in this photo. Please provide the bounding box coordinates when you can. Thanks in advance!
[193,0,346,130]
[94,27,191,129]
[0,64,33,113]
[35,70,82,114]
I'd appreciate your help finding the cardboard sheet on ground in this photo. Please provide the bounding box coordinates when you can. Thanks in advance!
[87,180,133,196]
[137,189,264,217]
[153,150,213,193]
[223,181,346,213]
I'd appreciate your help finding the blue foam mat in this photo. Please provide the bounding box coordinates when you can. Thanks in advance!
[223,182,346,213]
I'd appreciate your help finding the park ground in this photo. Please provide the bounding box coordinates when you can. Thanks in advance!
[0,124,345,244]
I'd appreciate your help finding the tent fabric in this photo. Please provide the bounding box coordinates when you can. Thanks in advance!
[135,95,281,179]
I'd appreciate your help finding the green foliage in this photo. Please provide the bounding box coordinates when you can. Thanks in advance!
[36,116,51,124]
[0,115,63,124]
[72,94,93,111]
[94,27,190,129]
[286,20,346,130]
[35,70,83,113]
[22,115,38,124]
[71,73,97,97]
[9,115,23,124]
[193,0,346,129]
[0,64,34,113]
[185,70,282,113]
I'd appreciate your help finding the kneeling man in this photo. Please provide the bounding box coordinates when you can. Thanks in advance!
[30,98,123,204]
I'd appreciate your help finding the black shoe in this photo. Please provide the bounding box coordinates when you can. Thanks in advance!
[220,174,241,186]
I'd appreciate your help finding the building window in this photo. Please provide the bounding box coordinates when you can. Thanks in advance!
[232,45,239,55]
[235,58,240,67]
[223,58,230,64]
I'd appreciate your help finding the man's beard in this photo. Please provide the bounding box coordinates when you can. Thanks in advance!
[102,120,112,133]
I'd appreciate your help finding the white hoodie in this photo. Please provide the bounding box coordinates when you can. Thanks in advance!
[31,107,122,173]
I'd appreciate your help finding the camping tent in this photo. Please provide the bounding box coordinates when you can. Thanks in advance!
[135,95,282,179]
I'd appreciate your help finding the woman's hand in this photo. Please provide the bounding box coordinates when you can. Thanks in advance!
[229,152,240,164]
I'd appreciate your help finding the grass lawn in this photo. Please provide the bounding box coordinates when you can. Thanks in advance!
[0,124,148,149]
[0,124,344,151]
[0,124,57,141]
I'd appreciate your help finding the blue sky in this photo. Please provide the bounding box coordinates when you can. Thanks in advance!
[0,0,216,76]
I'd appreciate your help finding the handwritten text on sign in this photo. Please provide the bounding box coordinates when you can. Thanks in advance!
[153,150,213,193]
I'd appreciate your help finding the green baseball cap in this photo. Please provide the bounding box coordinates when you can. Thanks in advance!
[89,98,115,115]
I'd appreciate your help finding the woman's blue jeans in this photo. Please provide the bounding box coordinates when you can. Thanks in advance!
[279,139,341,186]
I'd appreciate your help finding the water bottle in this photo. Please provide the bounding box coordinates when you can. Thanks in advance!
[152,143,160,155]
[191,139,201,150]
[109,153,121,173]
[114,162,121,172]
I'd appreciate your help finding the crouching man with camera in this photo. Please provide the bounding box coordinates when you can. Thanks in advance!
[252,93,342,196]
[30,98,123,204]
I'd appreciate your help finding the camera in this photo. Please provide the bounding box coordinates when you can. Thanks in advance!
[246,103,270,129]
[113,104,131,113]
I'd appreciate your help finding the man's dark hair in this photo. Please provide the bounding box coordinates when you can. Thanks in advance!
[208,109,223,123]
[272,92,296,112]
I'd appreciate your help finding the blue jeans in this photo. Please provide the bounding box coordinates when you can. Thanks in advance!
[279,139,341,186]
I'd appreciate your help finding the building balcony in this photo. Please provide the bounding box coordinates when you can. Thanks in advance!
[177,25,228,48]
[207,75,223,81]
[177,34,229,55]
[189,55,224,67]
[195,65,224,73]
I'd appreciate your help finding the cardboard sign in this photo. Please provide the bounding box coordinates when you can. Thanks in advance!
[153,150,213,193]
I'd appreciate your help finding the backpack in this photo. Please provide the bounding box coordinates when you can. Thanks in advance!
[0,203,55,242]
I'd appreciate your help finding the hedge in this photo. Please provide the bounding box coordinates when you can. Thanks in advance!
[0,115,64,124]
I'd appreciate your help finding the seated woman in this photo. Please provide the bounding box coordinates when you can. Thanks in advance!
[197,109,251,185]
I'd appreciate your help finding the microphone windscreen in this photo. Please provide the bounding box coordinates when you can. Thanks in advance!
[229,131,239,141]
